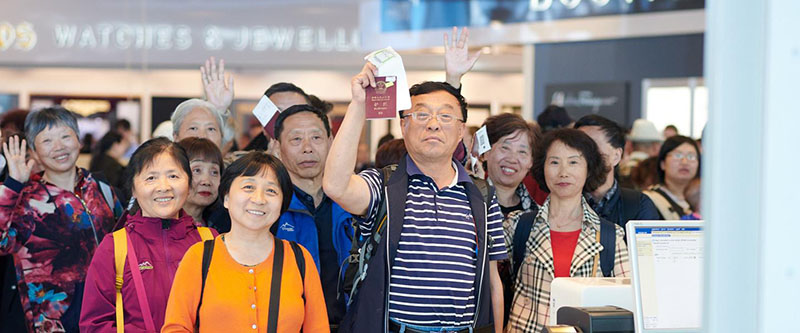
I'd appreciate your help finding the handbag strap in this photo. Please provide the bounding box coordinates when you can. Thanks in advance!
[125,233,157,332]
[267,240,285,333]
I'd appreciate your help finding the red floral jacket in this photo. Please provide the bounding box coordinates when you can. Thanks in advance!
[0,168,122,333]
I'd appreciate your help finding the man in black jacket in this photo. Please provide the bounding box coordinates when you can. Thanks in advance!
[575,115,661,231]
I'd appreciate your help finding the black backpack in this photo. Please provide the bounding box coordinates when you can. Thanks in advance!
[340,164,492,303]
[511,210,617,278]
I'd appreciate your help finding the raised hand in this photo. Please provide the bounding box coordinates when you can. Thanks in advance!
[1,130,35,183]
[444,26,481,89]
[201,56,235,112]
[351,62,378,103]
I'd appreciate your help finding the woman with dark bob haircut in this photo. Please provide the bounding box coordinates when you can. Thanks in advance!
[177,137,229,232]
[81,137,217,332]
[163,151,329,332]
[503,128,630,332]
[643,135,701,219]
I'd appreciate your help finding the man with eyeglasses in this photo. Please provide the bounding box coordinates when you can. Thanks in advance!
[324,63,506,333]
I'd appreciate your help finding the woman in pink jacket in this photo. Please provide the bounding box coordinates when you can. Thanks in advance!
[79,137,216,332]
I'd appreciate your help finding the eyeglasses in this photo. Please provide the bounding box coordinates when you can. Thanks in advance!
[669,152,698,161]
[402,111,464,124]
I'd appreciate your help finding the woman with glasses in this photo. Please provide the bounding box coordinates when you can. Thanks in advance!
[643,135,701,219]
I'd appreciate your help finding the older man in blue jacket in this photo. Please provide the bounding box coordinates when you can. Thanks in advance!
[271,102,354,331]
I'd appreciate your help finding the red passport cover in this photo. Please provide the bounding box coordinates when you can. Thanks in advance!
[365,76,397,119]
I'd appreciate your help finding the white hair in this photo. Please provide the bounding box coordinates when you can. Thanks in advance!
[170,98,234,145]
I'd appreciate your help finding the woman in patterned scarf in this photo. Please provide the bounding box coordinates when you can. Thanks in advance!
[503,129,630,332]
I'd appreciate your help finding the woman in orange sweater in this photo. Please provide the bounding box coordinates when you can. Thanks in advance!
[163,151,329,332]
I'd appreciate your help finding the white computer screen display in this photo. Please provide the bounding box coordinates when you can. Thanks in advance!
[632,225,703,330]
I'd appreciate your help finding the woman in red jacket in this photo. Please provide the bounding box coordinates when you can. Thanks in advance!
[80,137,216,332]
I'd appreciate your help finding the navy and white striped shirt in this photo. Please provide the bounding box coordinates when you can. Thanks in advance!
[358,156,507,327]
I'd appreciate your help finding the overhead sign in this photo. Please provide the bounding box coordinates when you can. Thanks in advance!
[0,1,363,68]
[380,0,705,32]
[545,82,629,125]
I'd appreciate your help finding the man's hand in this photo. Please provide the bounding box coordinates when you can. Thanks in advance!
[2,130,35,183]
[201,56,235,112]
[444,26,481,89]
[352,62,378,103]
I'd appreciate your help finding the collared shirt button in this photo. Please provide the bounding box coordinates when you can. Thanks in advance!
[253,286,257,291]
[248,268,254,274]
[251,304,256,309]
[252,324,257,329]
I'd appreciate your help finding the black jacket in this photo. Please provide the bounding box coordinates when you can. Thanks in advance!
[594,186,661,230]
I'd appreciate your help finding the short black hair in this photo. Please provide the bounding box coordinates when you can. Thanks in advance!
[573,114,626,150]
[308,94,333,114]
[273,104,331,141]
[532,128,609,193]
[657,135,701,184]
[537,105,572,132]
[265,82,312,104]
[124,137,192,199]
[218,151,293,215]
[115,119,132,131]
[407,81,468,121]
[177,137,224,174]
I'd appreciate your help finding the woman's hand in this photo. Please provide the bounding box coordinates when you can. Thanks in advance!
[444,26,481,88]
[201,56,235,112]
[1,130,35,183]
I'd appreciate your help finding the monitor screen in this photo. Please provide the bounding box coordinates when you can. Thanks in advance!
[631,224,703,331]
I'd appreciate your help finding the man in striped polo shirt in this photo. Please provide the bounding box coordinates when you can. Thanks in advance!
[324,62,506,333]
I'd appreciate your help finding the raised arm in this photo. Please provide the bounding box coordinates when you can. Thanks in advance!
[0,132,36,255]
[201,56,235,113]
[322,63,377,216]
[444,26,481,89]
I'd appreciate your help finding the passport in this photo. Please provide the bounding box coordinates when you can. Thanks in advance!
[365,76,397,119]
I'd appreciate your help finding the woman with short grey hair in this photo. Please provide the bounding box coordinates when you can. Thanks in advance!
[0,106,124,332]
[171,98,233,151]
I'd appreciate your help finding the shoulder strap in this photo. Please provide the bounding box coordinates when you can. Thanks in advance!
[112,229,127,333]
[124,231,156,332]
[619,188,640,226]
[97,179,115,212]
[653,187,689,217]
[470,176,492,202]
[267,240,286,333]
[197,227,213,241]
[195,239,215,332]
[512,209,539,278]
[599,219,617,277]
[289,241,306,303]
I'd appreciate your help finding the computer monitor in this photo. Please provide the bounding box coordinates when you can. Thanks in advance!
[626,220,704,332]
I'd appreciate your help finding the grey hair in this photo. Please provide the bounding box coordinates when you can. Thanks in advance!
[170,98,233,146]
[24,106,80,150]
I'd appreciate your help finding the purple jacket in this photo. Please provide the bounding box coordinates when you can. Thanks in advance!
[79,210,216,332]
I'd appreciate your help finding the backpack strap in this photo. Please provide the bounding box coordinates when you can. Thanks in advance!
[598,218,617,277]
[195,239,215,331]
[112,229,127,333]
[512,209,538,278]
[197,227,214,241]
[113,229,156,332]
[267,240,286,333]
[288,241,306,303]
[98,180,115,214]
